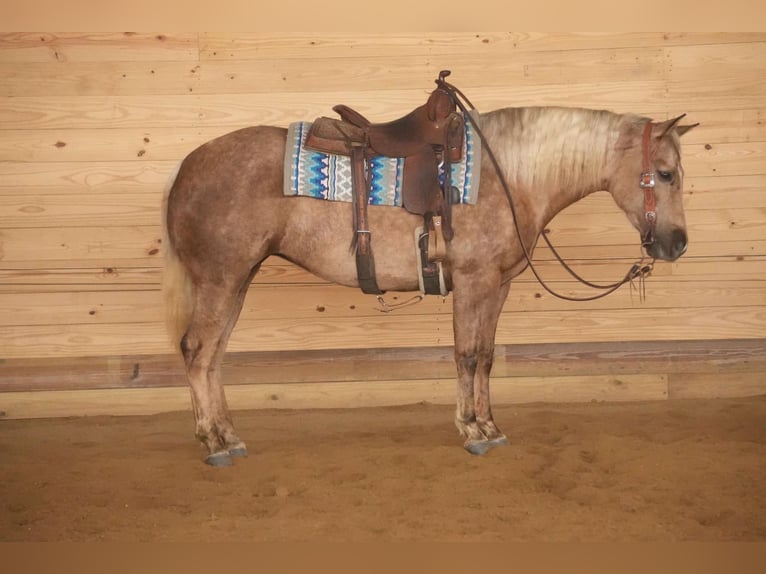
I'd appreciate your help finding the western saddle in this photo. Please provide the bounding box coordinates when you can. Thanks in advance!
[305,70,465,295]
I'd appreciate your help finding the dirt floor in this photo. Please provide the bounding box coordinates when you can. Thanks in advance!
[1,395,765,541]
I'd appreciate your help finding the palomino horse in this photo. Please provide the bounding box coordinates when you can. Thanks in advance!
[163,98,697,466]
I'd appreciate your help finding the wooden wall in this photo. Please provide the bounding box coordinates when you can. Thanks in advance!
[1,33,765,415]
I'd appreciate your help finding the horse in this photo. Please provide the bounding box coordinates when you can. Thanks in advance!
[162,97,697,466]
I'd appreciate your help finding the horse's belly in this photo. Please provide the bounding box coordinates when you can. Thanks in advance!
[278,199,424,292]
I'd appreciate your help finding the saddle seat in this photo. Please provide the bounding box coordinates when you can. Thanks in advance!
[332,85,462,161]
[306,86,464,216]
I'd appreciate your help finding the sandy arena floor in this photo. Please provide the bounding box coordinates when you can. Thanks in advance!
[1,396,765,541]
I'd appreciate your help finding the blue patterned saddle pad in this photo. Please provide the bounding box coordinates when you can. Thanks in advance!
[283,114,481,206]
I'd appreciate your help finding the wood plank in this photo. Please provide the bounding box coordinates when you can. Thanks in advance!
[0,95,204,130]
[2,280,764,327]
[0,61,199,97]
[192,48,665,95]
[666,42,766,83]
[0,289,164,326]
[0,33,199,63]
[3,339,763,392]
[0,128,224,163]
[678,110,766,145]
[0,226,163,262]
[665,75,766,112]
[1,306,764,359]
[0,265,159,289]
[683,142,766,177]
[684,175,766,210]
[0,374,670,419]
[0,161,177,194]
[0,194,160,228]
[198,33,766,61]
[664,258,766,279]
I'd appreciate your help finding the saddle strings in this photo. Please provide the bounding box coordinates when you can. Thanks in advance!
[437,77,655,303]
[375,294,425,313]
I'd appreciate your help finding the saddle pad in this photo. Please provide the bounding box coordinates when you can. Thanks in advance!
[283,113,481,206]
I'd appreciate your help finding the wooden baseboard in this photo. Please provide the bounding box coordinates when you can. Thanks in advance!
[1,340,764,419]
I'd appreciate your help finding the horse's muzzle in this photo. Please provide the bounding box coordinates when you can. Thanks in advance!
[646,227,688,261]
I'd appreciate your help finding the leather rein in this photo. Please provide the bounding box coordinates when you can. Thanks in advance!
[437,74,657,302]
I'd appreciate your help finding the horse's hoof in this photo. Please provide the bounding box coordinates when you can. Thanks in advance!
[464,435,509,456]
[228,444,248,458]
[204,451,233,467]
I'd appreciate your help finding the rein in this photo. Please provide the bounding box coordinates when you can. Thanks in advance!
[437,72,656,302]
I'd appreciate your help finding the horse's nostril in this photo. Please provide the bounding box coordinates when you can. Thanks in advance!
[672,228,688,257]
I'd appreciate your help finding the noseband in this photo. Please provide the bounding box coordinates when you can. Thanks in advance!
[640,121,657,248]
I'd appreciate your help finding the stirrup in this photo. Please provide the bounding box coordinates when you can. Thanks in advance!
[414,225,449,296]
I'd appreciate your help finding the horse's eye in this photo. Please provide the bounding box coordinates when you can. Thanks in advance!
[657,170,674,183]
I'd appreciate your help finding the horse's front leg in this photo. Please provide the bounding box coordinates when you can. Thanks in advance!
[452,271,511,455]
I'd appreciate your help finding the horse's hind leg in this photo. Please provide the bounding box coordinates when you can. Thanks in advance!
[451,271,510,455]
[181,268,257,466]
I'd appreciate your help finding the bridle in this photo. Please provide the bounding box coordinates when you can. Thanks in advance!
[640,120,658,250]
[437,72,656,302]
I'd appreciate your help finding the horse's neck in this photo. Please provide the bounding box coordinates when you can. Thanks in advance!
[479,107,622,224]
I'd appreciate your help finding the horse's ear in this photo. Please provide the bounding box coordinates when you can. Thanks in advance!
[675,122,700,137]
[656,114,698,139]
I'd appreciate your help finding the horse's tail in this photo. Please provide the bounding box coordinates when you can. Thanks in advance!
[161,162,193,352]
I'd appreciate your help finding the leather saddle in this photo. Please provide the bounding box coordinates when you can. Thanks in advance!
[304,70,465,294]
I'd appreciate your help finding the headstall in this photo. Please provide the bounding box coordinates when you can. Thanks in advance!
[640,121,658,249]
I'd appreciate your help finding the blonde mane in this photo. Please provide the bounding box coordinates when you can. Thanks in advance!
[477,107,639,195]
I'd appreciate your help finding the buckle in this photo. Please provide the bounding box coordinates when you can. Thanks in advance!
[645,210,657,222]
[640,171,655,188]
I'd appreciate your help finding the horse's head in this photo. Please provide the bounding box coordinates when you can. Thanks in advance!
[610,115,698,261]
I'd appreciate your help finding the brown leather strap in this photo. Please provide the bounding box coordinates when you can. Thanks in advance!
[641,122,657,226]
[640,121,658,251]
[427,215,448,262]
[350,146,383,294]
